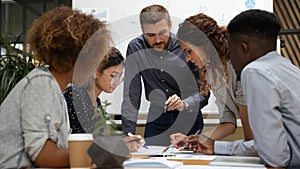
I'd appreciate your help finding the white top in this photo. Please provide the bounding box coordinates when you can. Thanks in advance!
[215,61,246,125]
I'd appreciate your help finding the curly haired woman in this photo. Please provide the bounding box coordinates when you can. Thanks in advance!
[0,6,110,168]
[170,13,257,156]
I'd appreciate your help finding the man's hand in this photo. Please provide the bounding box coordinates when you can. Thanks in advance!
[165,94,185,111]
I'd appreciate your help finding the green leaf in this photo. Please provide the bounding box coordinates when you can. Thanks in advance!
[0,21,35,104]
[92,102,122,137]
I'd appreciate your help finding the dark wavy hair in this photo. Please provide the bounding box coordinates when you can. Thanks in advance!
[177,13,229,95]
[25,6,111,73]
[97,47,125,73]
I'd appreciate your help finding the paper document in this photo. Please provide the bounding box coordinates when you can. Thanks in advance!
[131,146,177,156]
[209,156,266,168]
[123,158,183,169]
[179,165,266,169]
[168,154,217,161]
[131,146,216,160]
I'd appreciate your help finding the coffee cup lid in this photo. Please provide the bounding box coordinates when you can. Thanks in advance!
[68,133,93,141]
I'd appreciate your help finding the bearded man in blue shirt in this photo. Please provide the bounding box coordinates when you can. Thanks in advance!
[121,4,209,145]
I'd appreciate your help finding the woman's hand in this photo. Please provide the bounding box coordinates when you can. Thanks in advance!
[188,134,215,155]
[123,134,145,152]
[170,133,188,148]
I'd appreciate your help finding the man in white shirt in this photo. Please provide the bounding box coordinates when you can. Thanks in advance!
[228,9,300,168]
[188,9,300,168]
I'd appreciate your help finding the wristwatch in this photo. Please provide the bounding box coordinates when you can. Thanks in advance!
[182,100,189,111]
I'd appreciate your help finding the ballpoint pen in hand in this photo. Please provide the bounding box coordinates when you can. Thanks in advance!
[163,104,168,113]
[163,96,170,114]
[179,129,201,150]
[127,132,148,149]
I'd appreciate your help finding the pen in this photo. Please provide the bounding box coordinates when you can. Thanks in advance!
[127,138,142,143]
[163,104,168,113]
[163,97,170,114]
[161,144,173,154]
[180,129,201,150]
[143,144,149,149]
[127,132,148,149]
[149,154,175,157]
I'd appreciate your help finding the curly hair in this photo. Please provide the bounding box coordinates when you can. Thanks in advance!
[25,6,111,73]
[177,13,229,96]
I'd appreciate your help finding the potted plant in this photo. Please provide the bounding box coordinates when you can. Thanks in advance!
[93,100,122,136]
[0,26,35,104]
[88,101,129,169]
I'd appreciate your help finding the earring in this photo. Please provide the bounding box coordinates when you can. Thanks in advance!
[93,72,97,79]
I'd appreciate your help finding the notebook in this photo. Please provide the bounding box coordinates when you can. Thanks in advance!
[209,156,266,168]
[123,158,183,169]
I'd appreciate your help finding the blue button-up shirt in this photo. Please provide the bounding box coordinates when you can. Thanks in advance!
[215,51,300,168]
[121,33,209,145]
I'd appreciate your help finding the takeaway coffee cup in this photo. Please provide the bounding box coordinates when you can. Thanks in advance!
[68,133,93,169]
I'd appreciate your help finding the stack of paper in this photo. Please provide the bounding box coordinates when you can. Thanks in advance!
[123,158,183,169]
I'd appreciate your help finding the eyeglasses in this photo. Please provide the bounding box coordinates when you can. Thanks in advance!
[102,73,124,84]
[183,48,193,58]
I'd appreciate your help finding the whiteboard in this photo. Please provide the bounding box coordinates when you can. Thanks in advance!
[72,0,273,115]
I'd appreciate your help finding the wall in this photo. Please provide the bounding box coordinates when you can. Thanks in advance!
[72,0,273,116]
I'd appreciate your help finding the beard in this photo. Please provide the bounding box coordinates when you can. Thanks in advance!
[151,42,167,51]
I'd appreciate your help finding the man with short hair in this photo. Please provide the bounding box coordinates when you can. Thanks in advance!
[121,4,209,145]
[187,9,300,168]
[227,9,300,168]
